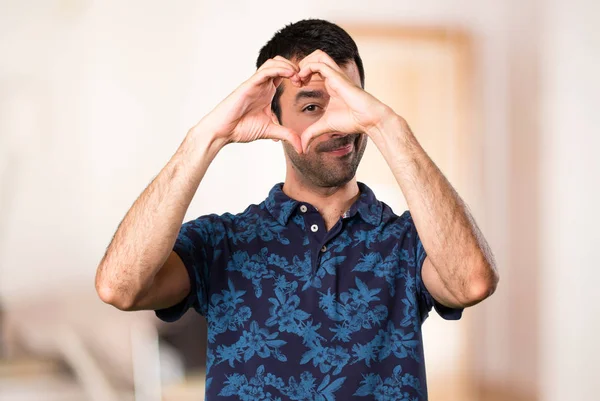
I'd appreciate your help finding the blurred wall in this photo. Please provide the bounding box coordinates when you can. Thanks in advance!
[539,0,600,400]
[0,0,598,399]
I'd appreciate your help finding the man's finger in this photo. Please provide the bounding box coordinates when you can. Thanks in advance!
[298,50,344,74]
[300,119,332,153]
[273,56,300,72]
[258,58,298,73]
[298,62,342,86]
[257,58,299,86]
[267,124,302,154]
[252,66,298,86]
[298,62,361,98]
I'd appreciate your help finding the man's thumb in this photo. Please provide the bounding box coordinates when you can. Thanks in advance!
[267,124,302,154]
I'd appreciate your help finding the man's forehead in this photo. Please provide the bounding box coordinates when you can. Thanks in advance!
[281,77,326,103]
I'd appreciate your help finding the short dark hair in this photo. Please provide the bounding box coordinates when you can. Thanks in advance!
[256,19,365,122]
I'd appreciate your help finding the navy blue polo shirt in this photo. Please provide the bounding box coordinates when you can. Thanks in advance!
[156,182,462,401]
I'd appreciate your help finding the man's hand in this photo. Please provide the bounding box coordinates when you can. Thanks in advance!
[197,56,303,153]
[296,50,391,153]
[296,50,497,308]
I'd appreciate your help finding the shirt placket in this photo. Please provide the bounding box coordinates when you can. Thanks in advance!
[299,203,345,275]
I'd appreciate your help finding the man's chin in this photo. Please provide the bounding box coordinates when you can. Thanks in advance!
[312,170,357,188]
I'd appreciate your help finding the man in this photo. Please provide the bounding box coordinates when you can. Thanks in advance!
[96,19,498,400]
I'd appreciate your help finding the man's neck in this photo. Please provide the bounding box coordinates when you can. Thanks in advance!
[282,178,361,231]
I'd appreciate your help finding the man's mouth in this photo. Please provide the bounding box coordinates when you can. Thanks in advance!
[326,142,354,156]
[319,134,360,156]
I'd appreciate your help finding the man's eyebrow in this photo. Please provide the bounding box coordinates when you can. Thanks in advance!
[294,90,327,104]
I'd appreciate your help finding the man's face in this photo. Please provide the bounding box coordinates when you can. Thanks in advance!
[278,60,367,188]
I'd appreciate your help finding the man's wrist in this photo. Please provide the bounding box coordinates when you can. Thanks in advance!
[183,122,228,162]
[367,108,406,144]
[367,110,422,164]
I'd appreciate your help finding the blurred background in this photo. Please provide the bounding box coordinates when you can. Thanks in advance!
[0,0,598,400]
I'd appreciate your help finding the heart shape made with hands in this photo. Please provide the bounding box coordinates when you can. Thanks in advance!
[283,51,381,154]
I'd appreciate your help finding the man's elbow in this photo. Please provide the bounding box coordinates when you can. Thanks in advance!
[464,263,499,306]
[96,281,137,311]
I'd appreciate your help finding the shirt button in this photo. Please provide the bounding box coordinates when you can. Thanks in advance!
[321,245,327,252]
[310,224,319,232]
[300,205,308,213]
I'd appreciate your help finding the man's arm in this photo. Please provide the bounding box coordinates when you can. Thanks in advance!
[369,113,499,308]
[95,130,224,311]
[294,50,498,309]
[95,56,303,312]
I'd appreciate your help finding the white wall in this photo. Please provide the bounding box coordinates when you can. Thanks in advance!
[539,0,600,399]
[12,0,600,398]
[0,0,93,298]
[0,0,511,390]
[0,0,509,304]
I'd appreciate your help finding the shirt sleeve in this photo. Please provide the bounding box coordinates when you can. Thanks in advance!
[407,213,463,322]
[154,215,217,322]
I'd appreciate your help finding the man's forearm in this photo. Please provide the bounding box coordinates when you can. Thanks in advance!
[369,111,498,300]
[95,125,224,307]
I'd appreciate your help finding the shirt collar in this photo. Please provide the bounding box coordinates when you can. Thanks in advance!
[264,183,299,226]
[347,182,383,226]
[264,182,383,227]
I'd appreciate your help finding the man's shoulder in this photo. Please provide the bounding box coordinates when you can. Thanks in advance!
[380,202,414,227]
[187,202,273,229]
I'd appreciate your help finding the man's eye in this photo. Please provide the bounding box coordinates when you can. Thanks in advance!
[302,104,320,113]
